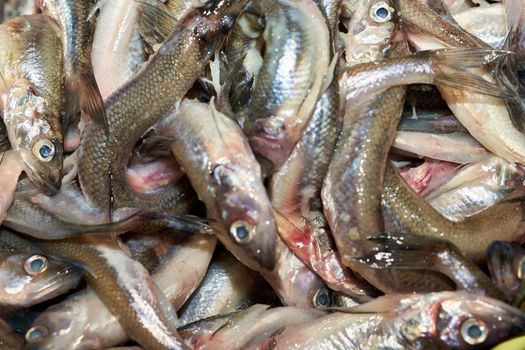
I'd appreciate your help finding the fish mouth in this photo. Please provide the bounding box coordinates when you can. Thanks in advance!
[24,165,62,196]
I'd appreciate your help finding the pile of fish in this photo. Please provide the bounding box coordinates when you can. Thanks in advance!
[2,0,525,349]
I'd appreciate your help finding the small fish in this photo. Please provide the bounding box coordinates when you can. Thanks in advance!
[0,15,65,195]
[0,252,81,309]
[26,234,215,350]
[169,100,277,271]
[257,291,525,349]
[37,0,107,130]
[426,156,525,221]
[79,0,248,213]
[242,0,331,173]
[29,236,186,350]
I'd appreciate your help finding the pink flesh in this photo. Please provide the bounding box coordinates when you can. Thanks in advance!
[399,159,461,196]
[64,126,81,152]
[0,151,24,223]
[126,156,184,194]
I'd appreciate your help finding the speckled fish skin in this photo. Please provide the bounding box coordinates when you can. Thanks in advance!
[26,234,215,350]
[256,291,525,350]
[181,305,326,350]
[243,0,330,173]
[169,100,277,271]
[78,0,248,213]
[0,318,23,350]
[32,237,186,350]
[488,241,525,303]
[37,0,107,129]
[0,15,65,196]
[382,163,525,264]
[0,251,81,309]
[178,250,272,327]
[322,0,403,265]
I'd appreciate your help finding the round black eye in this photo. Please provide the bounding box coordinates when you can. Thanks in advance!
[460,318,488,345]
[24,255,48,275]
[229,220,254,244]
[370,2,393,23]
[313,288,331,308]
[376,7,389,18]
[32,139,55,162]
[25,325,48,342]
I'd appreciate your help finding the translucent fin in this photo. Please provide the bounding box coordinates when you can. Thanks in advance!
[80,70,108,132]
[431,48,512,67]
[435,67,514,99]
[136,0,178,47]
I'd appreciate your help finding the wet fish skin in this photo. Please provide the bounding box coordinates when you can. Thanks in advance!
[382,163,525,264]
[243,0,331,172]
[26,234,215,350]
[0,15,65,196]
[37,0,107,130]
[258,291,525,349]
[31,237,186,350]
[0,251,81,310]
[181,305,326,350]
[79,0,248,213]
[169,100,277,271]
[178,250,273,327]
[488,241,525,303]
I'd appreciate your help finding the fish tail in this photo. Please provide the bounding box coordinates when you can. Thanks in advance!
[428,48,515,98]
[79,69,108,132]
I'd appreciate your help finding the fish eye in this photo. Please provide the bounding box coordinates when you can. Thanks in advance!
[313,288,331,308]
[24,255,48,275]
[516,256,525,279]
[370,2,393,23]
[460,318,488,345]
[32,139,55,162]
[25,325,48,342]
[229,220,255,244]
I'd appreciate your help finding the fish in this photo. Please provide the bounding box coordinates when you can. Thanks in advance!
[178,250,275,327]
[0,15,65,195]
[487,241,525,303]
[453,3,506,49]
[256,291,525,349]
[0,251,82,309]
[169,99,277,271]
[37,0,107,130]
[91,0,146,99]
[180,304,326,350]
[29,236,187,350]
[78,0,248,214]
[426,156,525,221]
[242,0,331,173]
[26,234,215,350]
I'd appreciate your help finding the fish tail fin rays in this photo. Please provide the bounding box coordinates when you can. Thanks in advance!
[79,69,108,132]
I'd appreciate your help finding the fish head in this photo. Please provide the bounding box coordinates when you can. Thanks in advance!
[487,241,525,302]
[4,86,64,195]
[211,163,277,271]
[0,253,81,309]
[399,292,525,349]
[345,0,398,65]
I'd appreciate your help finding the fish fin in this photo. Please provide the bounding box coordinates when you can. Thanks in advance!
[65,86,81,122]
[136,0,178,47]
[333,294,403,314]
[142,212,215,235]
[430,48,512,67]
[435,67,514,99]
[79,70,108,132]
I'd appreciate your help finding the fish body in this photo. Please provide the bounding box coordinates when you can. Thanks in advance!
[0,15,65,195]
[37,0,107,129]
